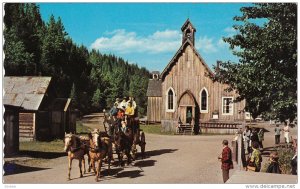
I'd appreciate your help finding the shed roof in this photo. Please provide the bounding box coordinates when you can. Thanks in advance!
[147,79,162,97]
[49,98,72,112]
[3,77,52,110]
[151,71,160,75]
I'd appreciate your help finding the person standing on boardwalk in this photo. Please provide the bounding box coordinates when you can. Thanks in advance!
[274,124,281,145]
[249,141,262,172]
[243,126,251,154]
[258,128,264,150]
[218,140,233,183]
[283,122,290,144]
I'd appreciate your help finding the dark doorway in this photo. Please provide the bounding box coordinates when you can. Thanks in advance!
[186,106,193,124]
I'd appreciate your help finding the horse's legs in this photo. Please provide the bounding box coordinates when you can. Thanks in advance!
[68,157,72,180]
[96,159,101,182]
[116,148,122,167]
[88,155,91,172]
[82,157,86,174]
[126,149,132,165]
[79,158,83,177]
[91,159,96,175]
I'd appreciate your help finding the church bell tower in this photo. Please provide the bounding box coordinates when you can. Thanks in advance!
[181,19,196,46]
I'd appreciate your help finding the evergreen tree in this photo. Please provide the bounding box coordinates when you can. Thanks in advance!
[4,3,151,116]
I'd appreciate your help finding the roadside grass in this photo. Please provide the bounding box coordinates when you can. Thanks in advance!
[140,124,234,136]
[140,125,174,135]
[19,139,63,153]
[19,121,90,153]
[76,121,91,134]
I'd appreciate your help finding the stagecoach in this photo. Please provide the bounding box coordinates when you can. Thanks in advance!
[103,111,146,162]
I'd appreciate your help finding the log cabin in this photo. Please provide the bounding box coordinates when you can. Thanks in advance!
[146,19,246,134]
[3,76,76,141]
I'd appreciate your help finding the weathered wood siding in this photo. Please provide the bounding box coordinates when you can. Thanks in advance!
[4,108,19,156]
[19,112,35,140]
[147,97,162,122]
[161,45,245,124]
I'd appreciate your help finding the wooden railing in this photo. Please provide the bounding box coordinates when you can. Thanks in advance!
[200,122,242,129]
[176,124,194,135]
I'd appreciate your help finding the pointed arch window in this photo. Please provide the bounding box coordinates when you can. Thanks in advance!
[166,87,175,112]
[200,88,208,113]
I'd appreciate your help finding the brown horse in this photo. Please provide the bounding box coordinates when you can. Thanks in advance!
[88,130,112,182]
[125,117,146,160]
[132,128,146,160]
[64,133,90,180]
[113,125,133,166]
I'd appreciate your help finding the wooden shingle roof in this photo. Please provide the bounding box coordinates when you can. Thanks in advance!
[146,79,162,97]
[3,76,52,110]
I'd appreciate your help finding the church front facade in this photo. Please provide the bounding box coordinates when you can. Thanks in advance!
[147,19,246,132]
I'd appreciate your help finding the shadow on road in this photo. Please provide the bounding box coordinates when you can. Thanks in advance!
[144,148,178,158]
[134,159,156,168]
[116,170,143,178]
[19,150,66,159]
[3,162,50,176]
[101,167,124,176]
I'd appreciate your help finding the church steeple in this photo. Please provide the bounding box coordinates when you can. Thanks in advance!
[181,19,196,46]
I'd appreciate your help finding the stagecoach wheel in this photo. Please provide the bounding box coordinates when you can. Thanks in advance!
[140,132,146,159]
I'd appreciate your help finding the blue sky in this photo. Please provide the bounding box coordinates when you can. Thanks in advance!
[38,3,252,72]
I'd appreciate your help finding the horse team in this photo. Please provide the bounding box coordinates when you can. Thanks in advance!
[63,105,146,182]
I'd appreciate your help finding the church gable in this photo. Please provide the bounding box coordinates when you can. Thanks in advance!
[161,19,214,81]
[161,40,214,81]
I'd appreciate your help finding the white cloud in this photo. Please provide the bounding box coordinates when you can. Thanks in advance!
[217,38,228,48]
[224,27,237,37]
[196,36,218,53]
[90,29,181,54]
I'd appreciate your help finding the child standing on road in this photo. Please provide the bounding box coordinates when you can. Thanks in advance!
[274,124,281,145]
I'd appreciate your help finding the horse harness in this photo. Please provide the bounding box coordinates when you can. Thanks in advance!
[66,135,87,153]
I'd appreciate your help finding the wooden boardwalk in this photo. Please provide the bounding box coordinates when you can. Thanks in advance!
[227,170,297,184]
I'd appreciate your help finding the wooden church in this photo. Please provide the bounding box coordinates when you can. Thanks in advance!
[147,19,246,134]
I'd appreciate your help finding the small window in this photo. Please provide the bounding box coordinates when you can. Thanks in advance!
[166,88,175,112]
[168,90,174,110]
[222,97,233,115]
[200,88,208,113]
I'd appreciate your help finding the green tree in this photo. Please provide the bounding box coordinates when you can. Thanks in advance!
[4,3,44,75]
[129,74,149,116]
[212,3,297,122]
[4,27,34,75]
[4,3,151,116]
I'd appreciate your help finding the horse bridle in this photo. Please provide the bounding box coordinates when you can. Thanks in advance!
[64,134,82,152]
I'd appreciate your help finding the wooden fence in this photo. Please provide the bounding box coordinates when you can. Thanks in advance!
[199,122,242,134]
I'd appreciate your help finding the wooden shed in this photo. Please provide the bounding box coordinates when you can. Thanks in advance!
[146,19,247,134]
[49,98,76,138]
[3,76,76,141]
[146,71,162,123]
[4,105,21,157]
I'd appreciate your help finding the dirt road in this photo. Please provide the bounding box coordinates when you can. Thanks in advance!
[4,134,232,184]
[3,123,297,184]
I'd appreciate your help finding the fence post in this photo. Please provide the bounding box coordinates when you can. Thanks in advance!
[237,133,243,170]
